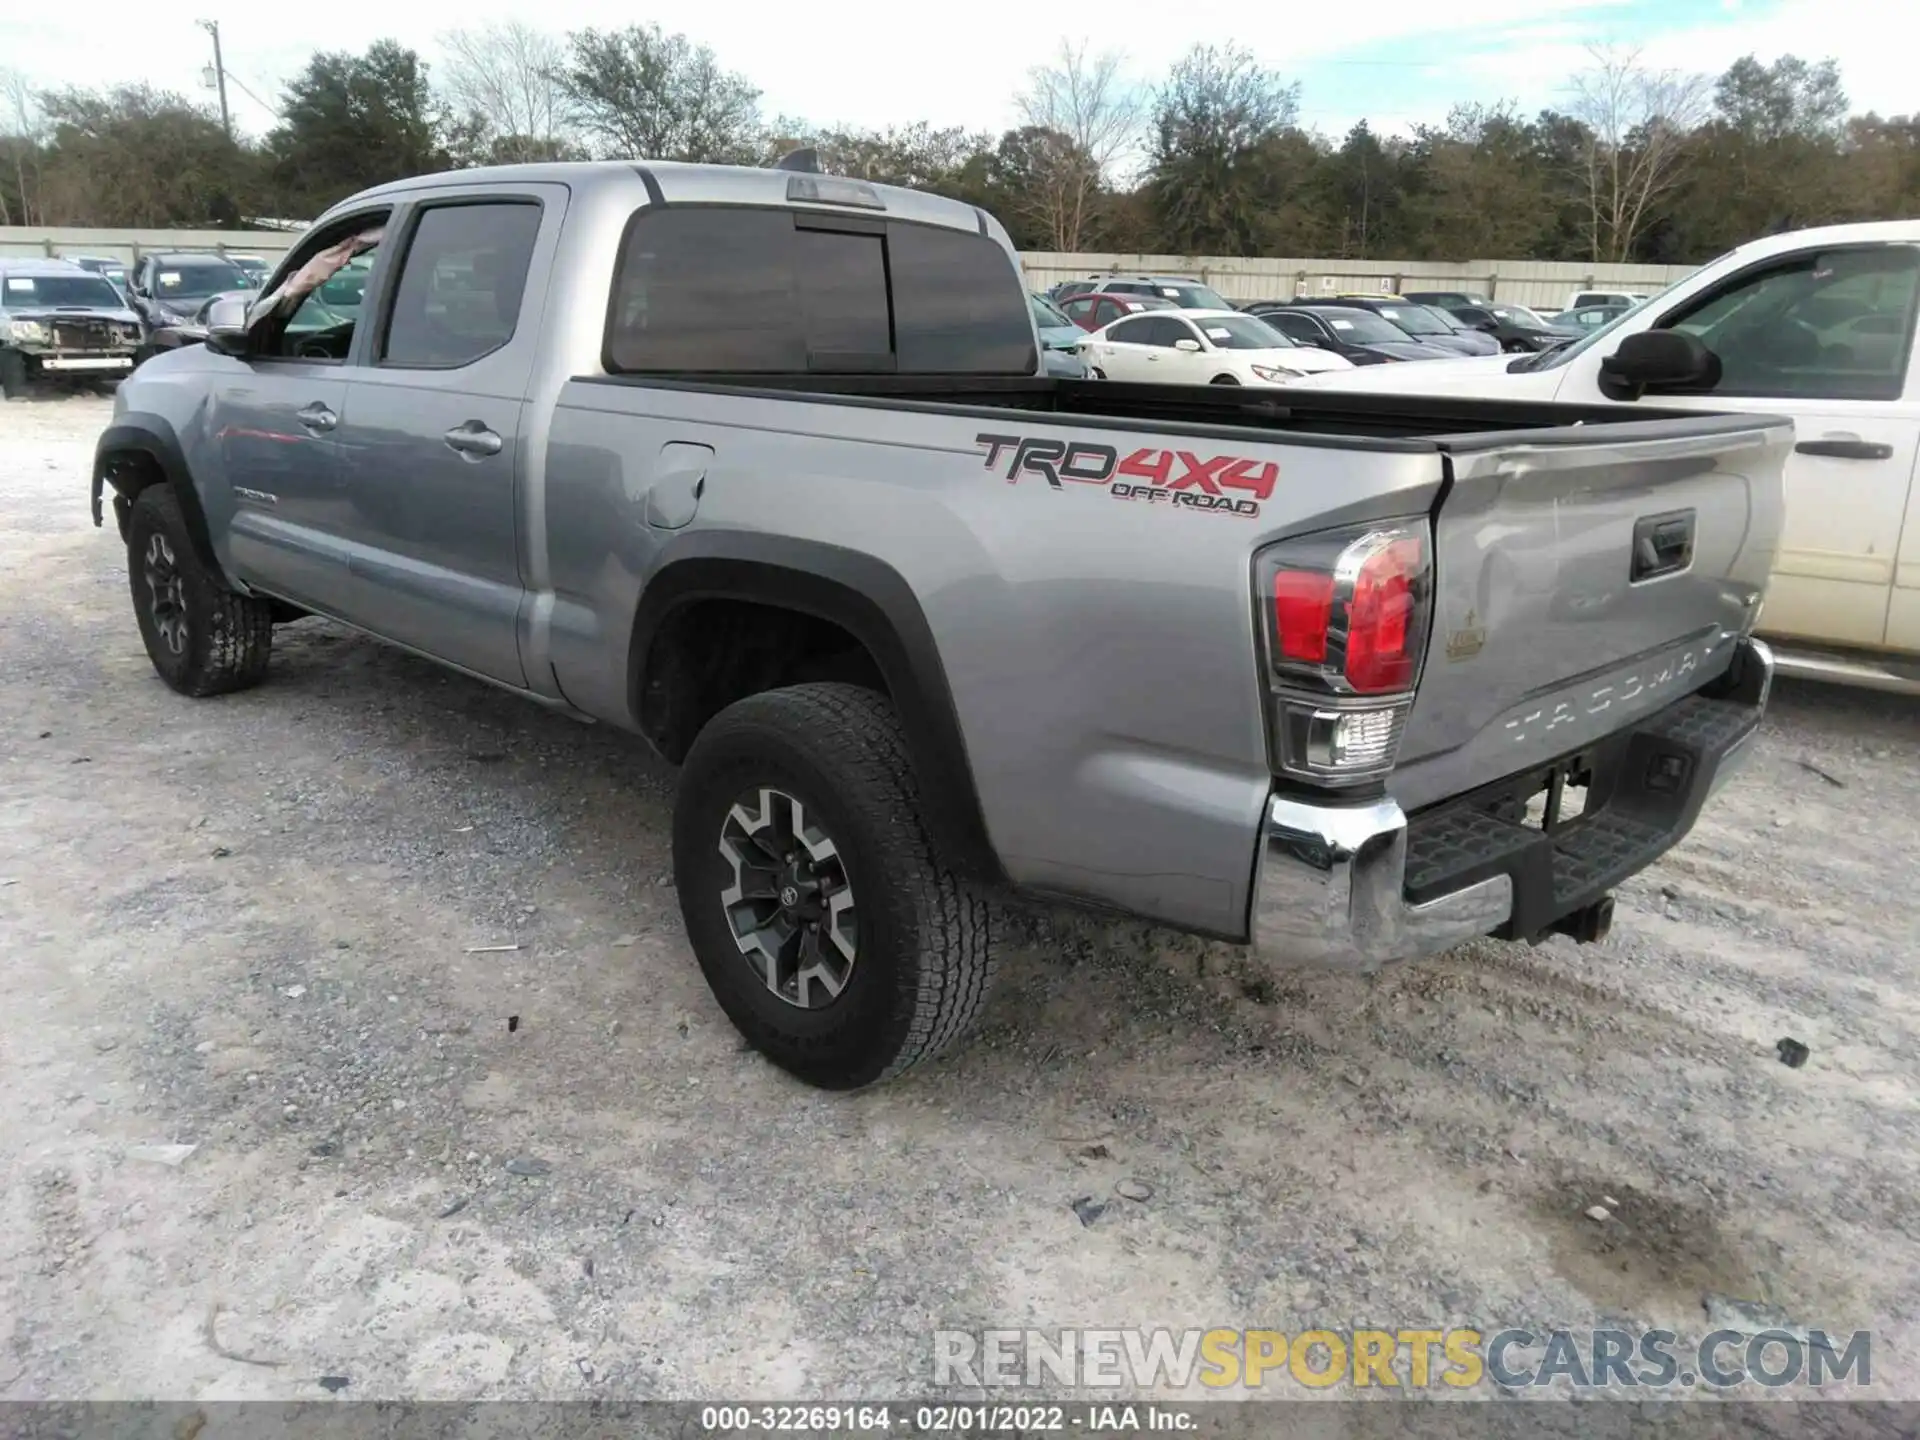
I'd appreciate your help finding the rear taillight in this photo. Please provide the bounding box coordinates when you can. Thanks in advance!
[1256,521,1432,786]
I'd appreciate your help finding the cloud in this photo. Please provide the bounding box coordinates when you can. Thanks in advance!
[1392,0,1912,132]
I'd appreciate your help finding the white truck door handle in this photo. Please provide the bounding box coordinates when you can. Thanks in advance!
[1796,435,1893,461]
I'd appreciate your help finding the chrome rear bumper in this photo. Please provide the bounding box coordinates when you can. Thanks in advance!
[1250,638,1773,972]
[1251,795,1513,972]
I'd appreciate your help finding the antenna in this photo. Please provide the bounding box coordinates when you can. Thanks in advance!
[773,147,821,174]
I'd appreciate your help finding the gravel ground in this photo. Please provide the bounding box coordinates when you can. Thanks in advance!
[2,393,1918,1406]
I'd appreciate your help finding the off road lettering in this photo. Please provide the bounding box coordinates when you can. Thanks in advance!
[980,434,1275,516]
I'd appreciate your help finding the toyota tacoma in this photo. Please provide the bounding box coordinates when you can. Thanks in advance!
[91,157,1789,1089]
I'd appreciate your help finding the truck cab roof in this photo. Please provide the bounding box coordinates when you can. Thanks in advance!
[335,159,1006,244]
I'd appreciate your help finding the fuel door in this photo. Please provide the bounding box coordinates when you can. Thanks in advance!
[644,442,711,531]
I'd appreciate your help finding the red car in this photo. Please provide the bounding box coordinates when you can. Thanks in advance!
[1056,291,1176,333]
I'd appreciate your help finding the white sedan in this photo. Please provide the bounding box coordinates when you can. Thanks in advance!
[1082,308,1354,386]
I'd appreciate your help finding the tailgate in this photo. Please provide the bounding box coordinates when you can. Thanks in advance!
[1390,415,1790,812]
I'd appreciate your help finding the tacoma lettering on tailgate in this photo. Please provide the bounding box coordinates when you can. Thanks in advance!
[973,432,1275,518]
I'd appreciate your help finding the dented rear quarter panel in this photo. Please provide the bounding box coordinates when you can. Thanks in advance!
[541,379,1450,939]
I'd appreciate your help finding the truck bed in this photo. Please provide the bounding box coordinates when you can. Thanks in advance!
[579,370,1773,448]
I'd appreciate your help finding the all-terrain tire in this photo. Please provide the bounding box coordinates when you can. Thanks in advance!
[0,348,28,400]
[126,484,274,696]
[672,682,997,1090]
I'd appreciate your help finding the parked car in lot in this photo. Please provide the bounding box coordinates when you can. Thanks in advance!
[1081,308,1354,384]
[1441,302,1569,354]
[1288,297,1500,357]
[1084,274,1236,311]
[1564,288,1648,311]
[226,254,273,287]
[1055,290,1176,333]
[94,158,1787,1089]
[67,255,132,300]
[133,288,259,368]
[1030,293,1091,378]
[1243,303,1457,364]
[1,258,144,397]
[1292,220,1920,691]
[1403,289,1490,309]
[125,252,255,331]
[1547,302,1635,334]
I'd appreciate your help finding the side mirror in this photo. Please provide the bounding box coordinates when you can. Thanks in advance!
[1174,338,1201,352]
[201,294,252,357]
[1474,319,1498,333]
[1598,330,1719,401]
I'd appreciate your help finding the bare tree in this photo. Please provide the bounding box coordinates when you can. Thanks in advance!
[1567,45,1709,261]
[437,21,566,161]
[0,67,43,224]
[1015,41,1142,250]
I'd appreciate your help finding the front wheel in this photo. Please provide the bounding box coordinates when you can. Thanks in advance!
[0,348,28,400]
[126,485,274,696]
[1210,374,1241,385]
[671,683,997,1090]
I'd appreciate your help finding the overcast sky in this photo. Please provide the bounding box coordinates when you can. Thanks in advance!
[1,0,1905,145]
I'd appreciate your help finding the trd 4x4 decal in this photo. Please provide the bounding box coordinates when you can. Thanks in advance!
[973,433,1276,518]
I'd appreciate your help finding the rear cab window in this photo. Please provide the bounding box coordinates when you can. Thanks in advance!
[604,207,1035,375]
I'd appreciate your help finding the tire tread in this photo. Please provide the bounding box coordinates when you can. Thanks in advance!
[680,682,998,1086]
[129,484,274,696]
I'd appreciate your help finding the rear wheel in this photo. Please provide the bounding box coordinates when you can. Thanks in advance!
[672,683,997,1090]
[125,485,274,696]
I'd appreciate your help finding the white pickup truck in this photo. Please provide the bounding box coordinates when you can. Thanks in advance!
[1301,221,1920,693]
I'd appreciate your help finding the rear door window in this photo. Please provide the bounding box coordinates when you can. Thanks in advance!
[1152,317,1196,347]
[606,206,1035,375]
[382,201,542,368]
[1269,312,1323,344]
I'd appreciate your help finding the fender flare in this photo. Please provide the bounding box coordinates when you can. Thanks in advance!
[629,532,1005,886]
[92,414,227,583]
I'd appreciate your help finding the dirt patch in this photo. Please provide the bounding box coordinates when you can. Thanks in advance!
[1531,1176,1763,1315]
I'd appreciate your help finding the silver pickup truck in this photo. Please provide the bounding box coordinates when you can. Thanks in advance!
[91,159,1789,1090]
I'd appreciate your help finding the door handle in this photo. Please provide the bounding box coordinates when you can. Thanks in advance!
[444,422,503,458]
[1795,438,1893,461]
[296,402,336,433]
